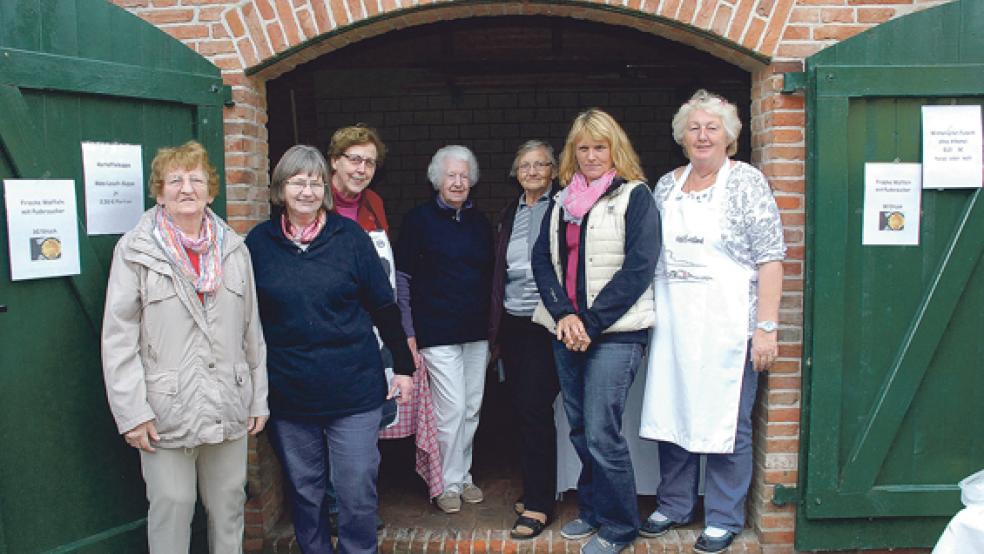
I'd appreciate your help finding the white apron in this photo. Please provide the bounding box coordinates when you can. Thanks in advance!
[368,228,396,367]
[640,162,752,454]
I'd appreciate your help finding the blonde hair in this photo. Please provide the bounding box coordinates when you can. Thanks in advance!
[558,108,645,186]
[149,141,220,198]
[671,89,742,157]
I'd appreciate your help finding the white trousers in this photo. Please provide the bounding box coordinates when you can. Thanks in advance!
[421,340,489,493]
[140,437,247,554]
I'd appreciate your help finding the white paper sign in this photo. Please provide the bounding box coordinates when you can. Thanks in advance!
[4,179,81,280]
[82,142,145,234]
[922,105,983,189]
[863,163,922,246]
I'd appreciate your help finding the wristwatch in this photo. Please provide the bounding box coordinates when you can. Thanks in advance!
[756,320,778,332]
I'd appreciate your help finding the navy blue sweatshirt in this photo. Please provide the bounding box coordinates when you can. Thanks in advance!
[531,179,661,344]
[246,212,413,419]
[395,197,493,349]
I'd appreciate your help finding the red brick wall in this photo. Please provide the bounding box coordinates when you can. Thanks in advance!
[110,0,954,551]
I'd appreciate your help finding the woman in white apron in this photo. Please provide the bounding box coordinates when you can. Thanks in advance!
[327,124,413,533]
[639,90,786,554]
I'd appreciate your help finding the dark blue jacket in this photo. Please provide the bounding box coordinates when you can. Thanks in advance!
[396,197,493,349]
[246,212,412,419]
[531,179,661,344]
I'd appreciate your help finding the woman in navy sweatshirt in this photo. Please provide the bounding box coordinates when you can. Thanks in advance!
[395,145,493,514]
[246,145,413,554]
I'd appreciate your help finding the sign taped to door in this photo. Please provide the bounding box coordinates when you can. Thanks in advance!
[4,179,81,280]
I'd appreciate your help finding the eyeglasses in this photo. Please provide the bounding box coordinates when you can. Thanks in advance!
[517,161,553,173]
[285,178,325,191]
[339,153,377,169]
[165,174,207,188]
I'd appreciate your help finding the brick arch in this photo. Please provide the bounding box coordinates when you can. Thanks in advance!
[207,0,799,230]
[118,1,806,550]
[226,0,788,80]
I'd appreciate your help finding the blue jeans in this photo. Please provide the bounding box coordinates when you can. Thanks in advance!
[324,398,398,516]
[655,354,759,533]
[268,406,382,554]
[554,341,644,544]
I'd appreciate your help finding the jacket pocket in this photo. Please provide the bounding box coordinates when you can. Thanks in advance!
[233,362,252,421]
[143,273,178,307]
[144,370,181,437]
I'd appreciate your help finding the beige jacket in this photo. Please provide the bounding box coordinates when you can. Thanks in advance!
[101,208,269,449]
[532,181,656,334]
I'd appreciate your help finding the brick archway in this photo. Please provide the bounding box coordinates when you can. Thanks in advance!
[116,0,869,550]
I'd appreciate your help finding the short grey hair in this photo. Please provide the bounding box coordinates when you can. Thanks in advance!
[427,145,479,190]
[671,89,742,157]
[509,140,557,178]
[270,145,332,210]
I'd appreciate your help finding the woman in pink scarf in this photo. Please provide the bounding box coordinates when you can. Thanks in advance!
[530,109,661,554]
[102,141,268,553]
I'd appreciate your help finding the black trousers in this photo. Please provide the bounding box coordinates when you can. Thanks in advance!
[499,313,561,517]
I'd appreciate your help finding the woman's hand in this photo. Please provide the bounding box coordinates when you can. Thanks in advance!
[124,420,159,453]
[248,415,268,436]
[388,374,413,405]
[751,329,778,372]
[407,337,424,370]
[557,314,591,352]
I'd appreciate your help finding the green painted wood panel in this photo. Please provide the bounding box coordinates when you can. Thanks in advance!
[0,1,226,552]
[797,0,984,549]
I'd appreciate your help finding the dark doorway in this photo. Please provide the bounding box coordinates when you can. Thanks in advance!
[267,15,751,237]
[265,15,750,516]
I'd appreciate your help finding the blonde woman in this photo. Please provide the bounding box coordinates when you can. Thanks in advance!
[531,109,661,554]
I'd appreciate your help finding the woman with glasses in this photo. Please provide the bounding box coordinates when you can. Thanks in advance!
[246,145,413,554]
[488,140,560,538]
[395,145,493,514]
[102,140,268,553]
[531,109,661,554]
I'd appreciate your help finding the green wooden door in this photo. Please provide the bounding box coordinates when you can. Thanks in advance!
[0,2,228,552]
[796,0,984,549]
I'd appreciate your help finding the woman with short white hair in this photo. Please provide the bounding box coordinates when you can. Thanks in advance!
[395,144,493,514]
[639,89,786,553]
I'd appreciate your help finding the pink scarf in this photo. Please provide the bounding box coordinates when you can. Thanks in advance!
[561,169,617,224]
[153,206,224,294]
[281,210,326,244]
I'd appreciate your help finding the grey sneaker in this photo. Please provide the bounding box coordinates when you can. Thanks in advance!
[435,491,461,513]
[580,535,630,554]
[560,518,598,540]
[461,483,484,504]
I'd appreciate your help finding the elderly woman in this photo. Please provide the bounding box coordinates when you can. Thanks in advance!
[639,90,786,554]
[326,123,395,532]
[531,109,661,554]
[102,140,268,553]
[395,145,493,514]
[245,145,413,554]
[488,140,560,538]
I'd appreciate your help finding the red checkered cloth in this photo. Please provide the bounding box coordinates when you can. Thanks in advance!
[379,366,444,498]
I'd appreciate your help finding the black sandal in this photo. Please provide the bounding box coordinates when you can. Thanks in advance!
[510,514,548,540]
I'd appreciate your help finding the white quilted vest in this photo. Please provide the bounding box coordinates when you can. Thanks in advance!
[532,180,655,334]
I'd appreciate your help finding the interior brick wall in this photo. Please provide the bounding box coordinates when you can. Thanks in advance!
[110,1,954,551]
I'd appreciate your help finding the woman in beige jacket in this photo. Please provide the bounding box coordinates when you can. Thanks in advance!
[101,141,269,554]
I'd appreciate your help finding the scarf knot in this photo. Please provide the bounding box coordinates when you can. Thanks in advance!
[152,206,225,294]
[281,210,327,244]
[560,170,617,225]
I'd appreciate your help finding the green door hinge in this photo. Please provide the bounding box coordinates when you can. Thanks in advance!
[783,72,806,94]
[772,484,799,506]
